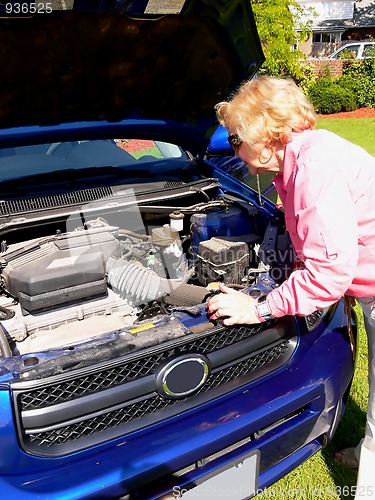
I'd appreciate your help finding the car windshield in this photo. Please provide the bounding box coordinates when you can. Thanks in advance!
[0,139,187,183]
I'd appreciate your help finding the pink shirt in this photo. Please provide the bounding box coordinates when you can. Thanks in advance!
[267,128,375,317]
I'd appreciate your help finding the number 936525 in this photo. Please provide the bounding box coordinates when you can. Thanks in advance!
[5,2,53,14]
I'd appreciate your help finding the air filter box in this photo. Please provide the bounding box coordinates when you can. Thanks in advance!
[197,237,250,286]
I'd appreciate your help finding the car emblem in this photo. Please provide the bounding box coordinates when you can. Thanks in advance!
[155,354,211,399]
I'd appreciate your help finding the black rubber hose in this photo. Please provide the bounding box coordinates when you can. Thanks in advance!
[163,283,208,306]
[0,324,12,357]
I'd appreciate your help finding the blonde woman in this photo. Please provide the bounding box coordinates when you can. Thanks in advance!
[207,76,375,497]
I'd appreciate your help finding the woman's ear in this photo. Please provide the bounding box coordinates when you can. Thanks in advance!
[259,144,274,164]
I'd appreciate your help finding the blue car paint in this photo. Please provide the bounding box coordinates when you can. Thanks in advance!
[208,124,234,153]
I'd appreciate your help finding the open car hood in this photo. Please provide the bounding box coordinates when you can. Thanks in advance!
[0,0,264,135]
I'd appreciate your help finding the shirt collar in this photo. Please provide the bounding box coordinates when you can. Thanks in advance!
[282,129,312,190]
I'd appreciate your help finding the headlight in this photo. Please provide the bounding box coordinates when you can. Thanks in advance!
[305,307,331,331]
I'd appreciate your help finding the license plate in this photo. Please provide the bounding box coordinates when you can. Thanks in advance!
[173,450,259,499]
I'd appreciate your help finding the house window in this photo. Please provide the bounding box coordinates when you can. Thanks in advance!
[313,32,341,43]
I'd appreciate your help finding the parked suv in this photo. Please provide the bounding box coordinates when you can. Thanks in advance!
[0,0,356,498]
[329,41,375,59]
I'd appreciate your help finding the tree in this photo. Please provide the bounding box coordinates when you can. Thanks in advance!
[251,0,315,84]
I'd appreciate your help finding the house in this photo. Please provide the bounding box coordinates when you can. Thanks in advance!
[297,0,375,58]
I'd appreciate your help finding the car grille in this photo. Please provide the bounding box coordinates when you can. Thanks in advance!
[20,323,270,411]
[12,322,296,457]
[28,340,289,449]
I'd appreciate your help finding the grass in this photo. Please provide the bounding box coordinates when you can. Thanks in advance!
[257,116,375,499]
[257,306,368,500]
[315,117,375,157]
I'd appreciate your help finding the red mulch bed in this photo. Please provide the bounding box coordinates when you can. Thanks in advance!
[318,107,375,118]
[116,139,155,153]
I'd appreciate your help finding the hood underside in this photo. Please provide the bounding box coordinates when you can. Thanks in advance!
[0,0,264,132]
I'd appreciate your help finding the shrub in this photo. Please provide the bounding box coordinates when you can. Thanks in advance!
[342,59,375,108]
[307,78,357,114]
[355,77,375,108]
[297,57,375,114]
[343,57,375,79]
[336,74,359,107]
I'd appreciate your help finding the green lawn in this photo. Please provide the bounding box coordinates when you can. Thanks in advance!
[257,116,375,499]
[316,117,375,157]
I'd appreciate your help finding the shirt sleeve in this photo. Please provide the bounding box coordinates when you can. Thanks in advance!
[266,161,359,317]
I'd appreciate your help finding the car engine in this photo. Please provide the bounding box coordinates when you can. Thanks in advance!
[0,195,289,356]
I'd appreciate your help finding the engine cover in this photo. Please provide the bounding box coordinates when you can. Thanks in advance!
[2,230,121,313]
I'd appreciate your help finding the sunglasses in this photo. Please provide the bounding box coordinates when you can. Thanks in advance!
[228,133,242,154]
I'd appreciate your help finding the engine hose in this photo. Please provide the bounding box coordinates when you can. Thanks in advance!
[0,324,12,357]
[163,283,208,307]
[107,259,190,304]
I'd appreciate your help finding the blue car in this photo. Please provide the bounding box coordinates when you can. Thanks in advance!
[0,0,356,498]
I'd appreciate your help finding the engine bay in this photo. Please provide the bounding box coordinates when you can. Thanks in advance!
[0,181,292,357]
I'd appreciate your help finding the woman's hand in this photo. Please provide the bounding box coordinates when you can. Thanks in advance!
[206,283,261,326]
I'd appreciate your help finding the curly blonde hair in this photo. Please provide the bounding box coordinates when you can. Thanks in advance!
[215,76,316,155]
